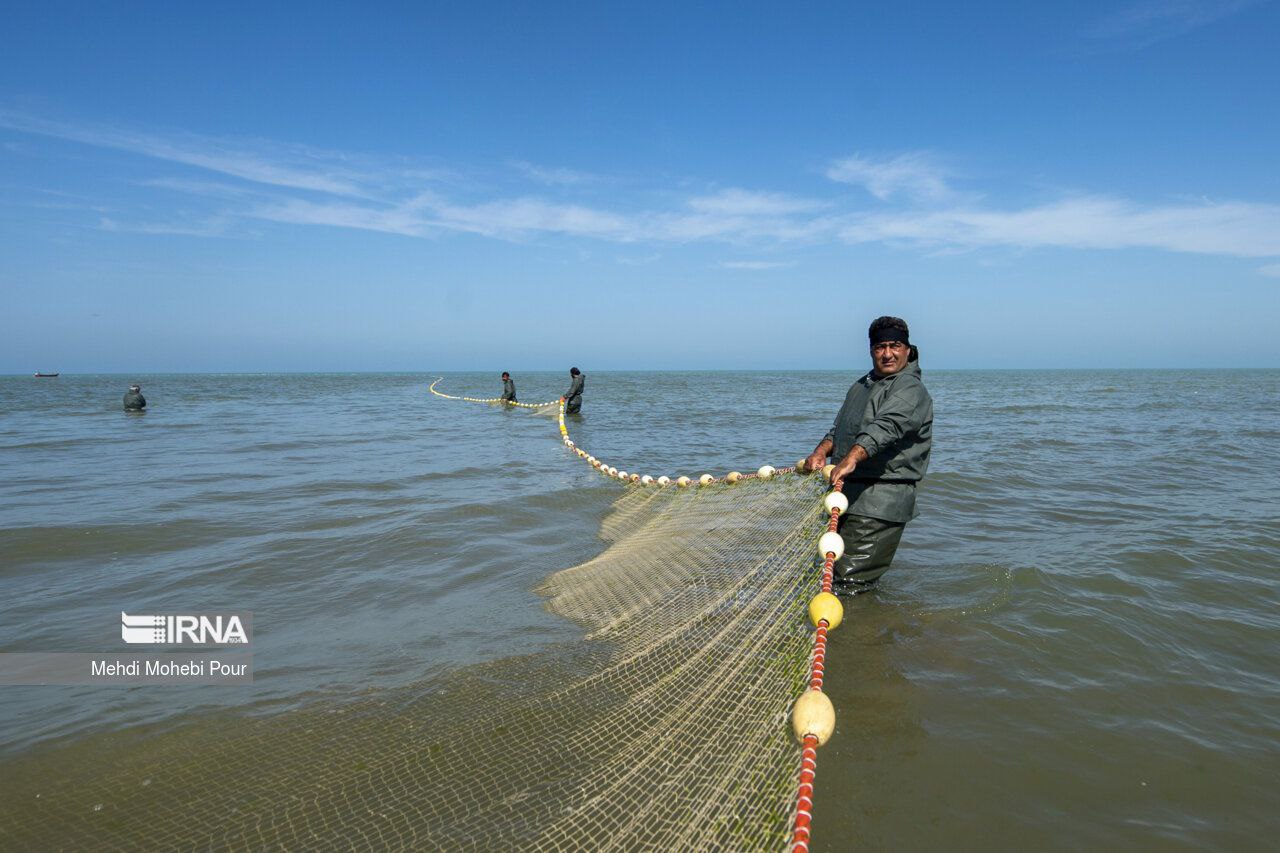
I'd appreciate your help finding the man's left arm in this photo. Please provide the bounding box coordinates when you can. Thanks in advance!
[829,379,928,489]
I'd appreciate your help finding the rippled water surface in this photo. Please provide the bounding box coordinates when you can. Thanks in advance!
[1,370,1277,849]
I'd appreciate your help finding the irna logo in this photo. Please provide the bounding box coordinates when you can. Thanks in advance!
[121,612,251,646]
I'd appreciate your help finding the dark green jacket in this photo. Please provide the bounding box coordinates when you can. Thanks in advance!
[500,378,516,402]
[823,359,932,522]
[564,374,584,410]
[123,391,147,411]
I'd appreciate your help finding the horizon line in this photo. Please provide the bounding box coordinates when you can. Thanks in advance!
[6,365,1279,377]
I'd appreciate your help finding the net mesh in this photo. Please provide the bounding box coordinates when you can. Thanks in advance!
[0,475,827,850]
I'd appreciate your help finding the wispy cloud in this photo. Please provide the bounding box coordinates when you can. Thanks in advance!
[1260,263,1280,278]
[510,160,596,186]
[616,253,662,266]
[427,196,634,239]
[718,260,795,270]
[100,216,234,238]
[247,193,831,245]
[1088,0,1264,48]
[841,196,1280,257]
[0,110,370,196]
[826,152,953,202]
[6,111,1280,263]
[688,188,826,216]
[142,177,264,198]
[248,198,435,239]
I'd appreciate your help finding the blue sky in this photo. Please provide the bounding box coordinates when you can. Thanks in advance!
[3,0,1278,371]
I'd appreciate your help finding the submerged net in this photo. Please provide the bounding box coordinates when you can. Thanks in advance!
[0,400,829,850]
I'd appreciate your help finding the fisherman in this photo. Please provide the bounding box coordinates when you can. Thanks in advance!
[563,367,585,414]
[123,384,147,411]
[500,372,517,403]
[803,316,932,593]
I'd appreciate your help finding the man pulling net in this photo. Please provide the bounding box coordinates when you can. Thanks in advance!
[804,316,933,593]
[563,367,585,414]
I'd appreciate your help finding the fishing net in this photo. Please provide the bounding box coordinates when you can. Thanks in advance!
[0,396,829,850]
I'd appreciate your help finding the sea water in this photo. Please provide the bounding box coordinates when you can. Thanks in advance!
[1,370,1277,848]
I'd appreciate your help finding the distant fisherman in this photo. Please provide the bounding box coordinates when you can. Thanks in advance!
[804,316,933,593]
[123,384,147,411]
[563,367,585,414]
[500,372,517,403]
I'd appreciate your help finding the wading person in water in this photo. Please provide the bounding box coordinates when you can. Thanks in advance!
[500,372,516,404]
[123,384,147,411]
[563,367,585,414]
[803,316,933,594]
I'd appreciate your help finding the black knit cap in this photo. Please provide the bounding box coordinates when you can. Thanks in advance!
[868,316,910,346]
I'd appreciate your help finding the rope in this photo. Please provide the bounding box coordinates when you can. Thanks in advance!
[552,396,803,487]
[428,377,559,409]
[791,504,843,852]
[433,378,850,849]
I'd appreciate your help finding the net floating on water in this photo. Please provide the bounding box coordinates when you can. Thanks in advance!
[0,378,848,850]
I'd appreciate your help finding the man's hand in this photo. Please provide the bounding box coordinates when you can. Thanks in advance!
[829,457,855,491]
[803,439,833,474]
[829,445,869,491]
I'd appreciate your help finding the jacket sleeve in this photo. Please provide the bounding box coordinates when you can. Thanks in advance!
[854,377,928,459]
[822,412,839,444]
[823,385,856,444]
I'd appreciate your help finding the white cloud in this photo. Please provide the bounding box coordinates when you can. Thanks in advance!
[1089,0,1264,47]
[245,193,830,245]
[1259,263,1280,278]
[248,198,436,238]
[688,188,826,216]
[100,216,233,238]
[616,254,661,265]
[511,160,595,186]
[718,260,795,270]
[428,196,634,240]
[0,110,369,196]
[142,177,262,198]
[826,152,952,202]
[8,111,1280,263]
[840,196,1280,257]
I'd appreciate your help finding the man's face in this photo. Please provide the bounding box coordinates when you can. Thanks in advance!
[871,340,910,376]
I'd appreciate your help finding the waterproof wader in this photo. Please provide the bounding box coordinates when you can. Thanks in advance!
[564,374,584,414]
[831,513,905,593]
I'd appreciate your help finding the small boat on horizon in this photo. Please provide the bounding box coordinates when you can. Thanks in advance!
[34,372,60,378]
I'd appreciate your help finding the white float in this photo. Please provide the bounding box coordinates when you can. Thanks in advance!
[822,492,849,515]
[818,531,845,560]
